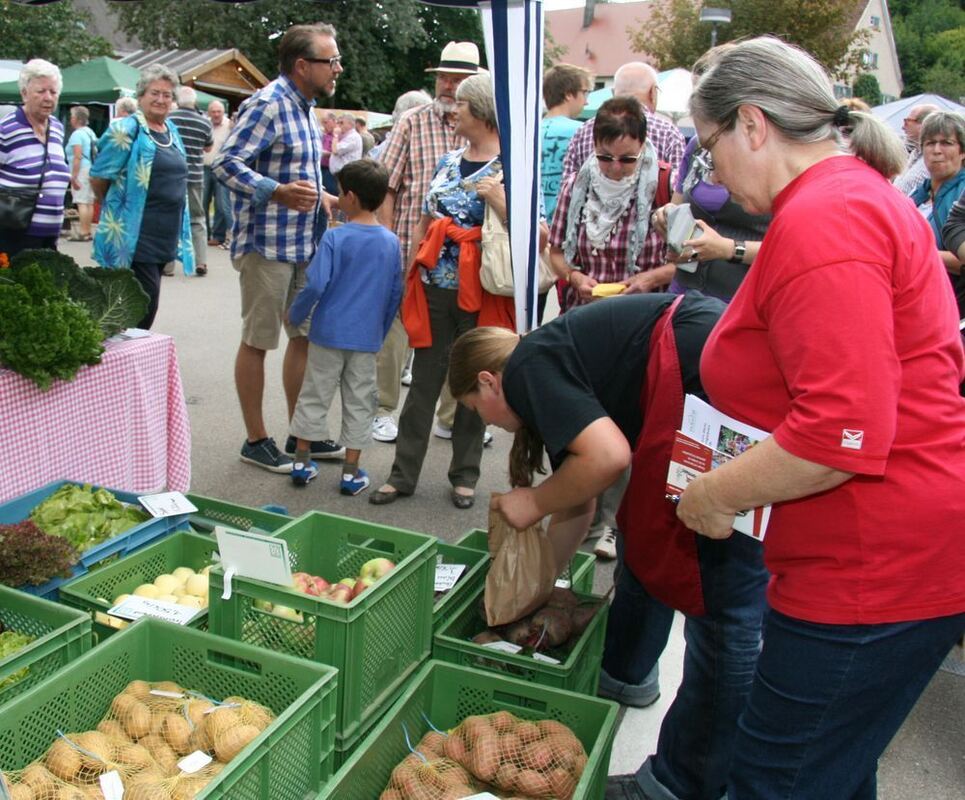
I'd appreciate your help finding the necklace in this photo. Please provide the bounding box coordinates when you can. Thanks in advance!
[149,128,172,148]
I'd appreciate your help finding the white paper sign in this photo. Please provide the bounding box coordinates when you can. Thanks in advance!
[434,563,466,592]
[138,491,198,518]
[108,596,201,625]
[214,526,293,598]
[480,640,522,654]
[462,794,500,799]
[150,689,185,699]
[178,750,213,774]
[532,652,562,665]
[554,577,572,589]
[99,770,125,800]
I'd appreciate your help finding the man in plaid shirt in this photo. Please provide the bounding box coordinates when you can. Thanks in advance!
[370,41,479,444]
[214,23,344,473]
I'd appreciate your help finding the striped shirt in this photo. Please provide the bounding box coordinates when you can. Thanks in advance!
[168,107,213,186]
[0,108,70,237]
[213,75,323,264]
[561,111,686,181]
[381,101,465,265]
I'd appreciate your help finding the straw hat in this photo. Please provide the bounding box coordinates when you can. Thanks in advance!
[426,41,480,75]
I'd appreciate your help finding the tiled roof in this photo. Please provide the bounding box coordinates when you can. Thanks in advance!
[545,2,656,79]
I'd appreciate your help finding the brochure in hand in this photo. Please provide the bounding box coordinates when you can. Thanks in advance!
[666,394,772,540]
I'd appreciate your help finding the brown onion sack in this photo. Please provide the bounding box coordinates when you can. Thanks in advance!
[444,711,588,800]
[485,499,557,627]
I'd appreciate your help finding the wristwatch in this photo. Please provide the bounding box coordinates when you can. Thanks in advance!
[729,241,746,264]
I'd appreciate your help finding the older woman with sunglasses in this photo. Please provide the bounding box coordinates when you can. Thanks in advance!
[548,96,674,310]
[679,37,964,799]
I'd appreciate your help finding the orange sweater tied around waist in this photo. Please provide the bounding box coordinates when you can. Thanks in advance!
[401,216,515,348]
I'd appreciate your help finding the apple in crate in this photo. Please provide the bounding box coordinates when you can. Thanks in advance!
[359,558,395,580]
[352,576,376,599]
[328,584,354,604]
[292,572,320,596]
[313,576,331,594]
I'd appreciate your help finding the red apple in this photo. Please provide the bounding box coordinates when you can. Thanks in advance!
[313,576,331,594]
[337,578,357,591]
[292,572,313,593]
[352,576,376,599]
[328,586,353,605]
[359,558,395,581]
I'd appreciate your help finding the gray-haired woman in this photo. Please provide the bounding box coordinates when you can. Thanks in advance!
[0,59,70,256]
[91,64,194,329]
[667,36,964,800]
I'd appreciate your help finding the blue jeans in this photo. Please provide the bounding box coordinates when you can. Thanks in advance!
[203,166,231,242]
[729,609,965,800]
[606,532,768,800]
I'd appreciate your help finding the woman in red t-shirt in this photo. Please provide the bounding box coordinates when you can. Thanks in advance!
[678,37,965,800]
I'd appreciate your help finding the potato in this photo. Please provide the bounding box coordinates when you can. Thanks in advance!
[547,766,578,799]
[184,574,208,598]
[184,699,214,729]
[213,724,259,763]
[111,693,138,719]
[442,732,468,764]
[468,733,500,783]
[516,720,542,744]
[153,575,180,594]
[96,719,129,745]
[55,786,87,800]
[114,742,156,771]
[123,701,153,740]
[171,567,195,584]
[148,742,179,774]
[8,784,34,800]
[125,783,171,800]
[46,739,82,782]
[203,708,239,743]
[133,584,160,599]
[72,731,114,770]
[161,713,193,755]
[18,763,55,789]
[522,739,555,771]
[514,767,552,797]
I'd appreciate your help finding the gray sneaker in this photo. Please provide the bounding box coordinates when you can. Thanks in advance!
[240,437,293,473]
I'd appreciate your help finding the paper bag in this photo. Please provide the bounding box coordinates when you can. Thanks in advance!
[484,496,558,626]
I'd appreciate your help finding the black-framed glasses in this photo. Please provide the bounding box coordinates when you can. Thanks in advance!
[595,151,644,164]
[304,55,342,67]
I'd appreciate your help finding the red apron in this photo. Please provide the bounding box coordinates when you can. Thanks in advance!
[616,295,706,616]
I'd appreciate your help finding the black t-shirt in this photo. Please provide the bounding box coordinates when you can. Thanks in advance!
[134,130,187,264]
[502,293,725,470]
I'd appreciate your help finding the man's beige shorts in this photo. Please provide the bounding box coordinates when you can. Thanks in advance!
[234,251,310,350]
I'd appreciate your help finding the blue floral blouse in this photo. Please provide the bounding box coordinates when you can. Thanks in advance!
[91,113,195,274]
[421,147,500,289]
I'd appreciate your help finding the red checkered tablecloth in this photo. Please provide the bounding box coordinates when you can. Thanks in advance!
[0,334,192,503]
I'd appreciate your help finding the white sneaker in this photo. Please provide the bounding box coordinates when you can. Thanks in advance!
[400,368,413,386]
[483,430,494,447]
[593,527,618,560]
[372,416,398,443]
[432,422,453,440]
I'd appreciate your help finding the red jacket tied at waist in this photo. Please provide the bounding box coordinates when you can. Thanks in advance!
[402,216,515,347]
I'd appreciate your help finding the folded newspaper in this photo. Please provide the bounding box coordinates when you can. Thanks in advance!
[666,395,772,540]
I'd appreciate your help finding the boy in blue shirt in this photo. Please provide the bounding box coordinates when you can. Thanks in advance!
[287,159,403,494]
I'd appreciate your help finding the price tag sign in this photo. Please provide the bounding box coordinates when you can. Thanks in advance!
[178,750,213,774]
[554,577,572,589]
[215,526,293,599]
[532,652,561,665]
[480,640,522,654]
[138,492,198,518]
[463,794,501,799]
[99,770,125,800]
[108,596,201,626]
[434,563,466,592]
[150,689,185,699]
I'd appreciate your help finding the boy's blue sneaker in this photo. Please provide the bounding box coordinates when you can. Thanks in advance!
[291,460,318,487]
[340,468,370,496]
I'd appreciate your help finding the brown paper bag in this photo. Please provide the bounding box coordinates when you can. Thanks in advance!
[484,496,558,626]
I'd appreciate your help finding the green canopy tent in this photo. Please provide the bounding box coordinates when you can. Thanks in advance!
[0,56,225,109]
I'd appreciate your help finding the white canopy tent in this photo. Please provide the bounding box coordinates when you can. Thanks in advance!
[872,93,965,137]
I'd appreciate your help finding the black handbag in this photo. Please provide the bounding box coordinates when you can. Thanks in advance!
[0,120,49,232]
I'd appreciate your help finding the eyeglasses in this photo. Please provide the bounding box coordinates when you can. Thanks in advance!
[304,55,342,67]
[700,116,733,154]
[595,151,644,164]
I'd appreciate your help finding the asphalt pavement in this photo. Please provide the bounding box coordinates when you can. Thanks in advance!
[57,237,965,798]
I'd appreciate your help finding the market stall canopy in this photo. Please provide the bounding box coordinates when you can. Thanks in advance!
[872,93,965,136]
[0,56,226,109]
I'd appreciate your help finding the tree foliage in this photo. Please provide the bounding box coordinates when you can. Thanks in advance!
[110,0,483,111]
[890,0,964,100]
[629,0,870,81]
[0,0,112,68]
[852,73,882,106]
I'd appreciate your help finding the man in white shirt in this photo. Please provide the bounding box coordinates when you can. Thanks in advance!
[893,103,940,196]
[329,113,363,175]
[203,99,233,246]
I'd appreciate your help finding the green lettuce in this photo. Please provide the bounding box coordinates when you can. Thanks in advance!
[29,484,149,552]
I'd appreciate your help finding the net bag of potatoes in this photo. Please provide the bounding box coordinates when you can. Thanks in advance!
[485,498,557,627]
[443,711,588,800]
[379,753,481,799]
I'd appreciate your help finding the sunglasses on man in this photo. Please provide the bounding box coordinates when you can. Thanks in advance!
[595,152,644,164]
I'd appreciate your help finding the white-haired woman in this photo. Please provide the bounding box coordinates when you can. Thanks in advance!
[91,63,194,329]
[66,105,97,241]
[0,59,70,256]
[673,37,964,800]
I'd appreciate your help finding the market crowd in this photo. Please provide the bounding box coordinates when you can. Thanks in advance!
[0,19,963,800]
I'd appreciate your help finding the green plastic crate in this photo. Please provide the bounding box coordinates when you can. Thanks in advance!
[433,542,489,633]
[432,585,608,696]
[456,528,597,594]
[0,585,92,709]
[207,510,436,743]
[321,660,619,800]
[186,493,292,535]
[0,618,337,799]
[58,530,219,640]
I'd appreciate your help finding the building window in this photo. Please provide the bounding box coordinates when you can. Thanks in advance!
[833,84,853,99]
[870,15,881,30]
[862,51,879,69]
